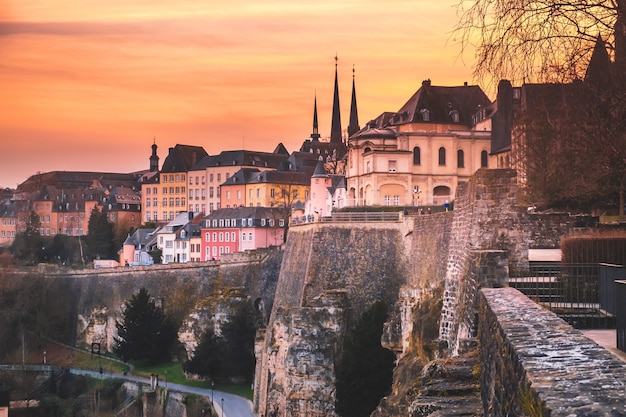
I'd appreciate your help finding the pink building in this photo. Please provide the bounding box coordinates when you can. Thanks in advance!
[201,207,285,261]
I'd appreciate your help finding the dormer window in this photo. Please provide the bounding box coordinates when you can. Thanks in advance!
[420,109,430,121]
[450,110,460,123]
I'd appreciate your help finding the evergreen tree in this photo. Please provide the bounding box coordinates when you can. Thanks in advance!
[183,301,258,382]
[335,301,396,417]
[218,302,257,382]
[11,210,43,265]
[113,288,178,364]
[183,329,223,378]
[85,206,114,260]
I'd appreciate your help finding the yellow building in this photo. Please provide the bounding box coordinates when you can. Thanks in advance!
[347,80,492,207]
[149,144,208,223]
[220,168,310,211]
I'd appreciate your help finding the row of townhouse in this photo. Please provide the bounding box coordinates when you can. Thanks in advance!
[120,207,286,264]
[139,143,322,224]
[0,172,145,248]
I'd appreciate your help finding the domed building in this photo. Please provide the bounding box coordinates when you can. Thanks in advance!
[346,79,493,207]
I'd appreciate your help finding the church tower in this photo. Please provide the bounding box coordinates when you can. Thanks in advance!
[149,139,159,172]
[348,65,360,138]
[330,55,342,144]
[310,94,321,141]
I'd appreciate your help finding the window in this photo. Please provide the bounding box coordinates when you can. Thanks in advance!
[278,219,285,227]
[366,161,371,173]
[212,232,217,241]
[166,241,173,248]
[457,150,465,168]
[256,189,260,198]
[163,176,168,183]
[231,232,236,241]
[209,187,214,198]
[248,232,252,241]
[146,188,151,195]
[225,232,229,242]
[153,198,158,207]
[237,190,241,200]
[175,187,180,194]
[270,189,275,198]
[249,189,253,199]
[169,198,174,207]
[210,173,214,182]
[226,191,231,200]
[420,108,430,121]
[269,219,275,227]
[153,187,158,194]
[481,150,489,168]
[146,199,151,207]
[242,233,246,241]
[190,190,194,198]
[438,147,446,166]
[217,186,221,197]
[169,187,174,194]
[175,175,180,182]
[205,233,210,242]
[153,211,157,220]
[247,218,253,226]
[175,198,180,207]
[261,219,266,226]
[219,219,224,227]
[384,195,390,205]
[217,173,221,182]
[388,160,397,172]
[212,246,217,257]
[393,195,400,206]
[413,147,421,165]
[450,110,459,122]
[163,187,167,194]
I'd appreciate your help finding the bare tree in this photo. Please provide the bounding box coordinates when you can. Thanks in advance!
[453,0,625,86]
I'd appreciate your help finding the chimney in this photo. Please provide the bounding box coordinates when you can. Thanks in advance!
[422,79,431,87]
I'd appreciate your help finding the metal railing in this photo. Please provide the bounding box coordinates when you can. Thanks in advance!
[509,263,615,329]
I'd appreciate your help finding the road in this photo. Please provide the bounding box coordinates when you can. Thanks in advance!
[69,368,256,417]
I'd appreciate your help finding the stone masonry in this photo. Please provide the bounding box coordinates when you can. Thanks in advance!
[480,287,626,417]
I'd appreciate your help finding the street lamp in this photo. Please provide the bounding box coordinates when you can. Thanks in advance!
[164,369,168,388]
[211,381,214,405]
[221,398,224,417]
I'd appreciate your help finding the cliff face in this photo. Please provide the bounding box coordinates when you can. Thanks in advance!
[2,249,283,355]
[254,169,594,417]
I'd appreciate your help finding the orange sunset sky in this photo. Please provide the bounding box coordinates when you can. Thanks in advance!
[1,0,478,188]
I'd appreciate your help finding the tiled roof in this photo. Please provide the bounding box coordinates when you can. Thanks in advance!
[161,144,208,173]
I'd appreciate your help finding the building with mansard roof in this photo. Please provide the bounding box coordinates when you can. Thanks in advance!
[201,207,285,261]
[346,79,492,207]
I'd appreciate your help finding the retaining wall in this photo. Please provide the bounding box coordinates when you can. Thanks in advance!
[479,287,626,417]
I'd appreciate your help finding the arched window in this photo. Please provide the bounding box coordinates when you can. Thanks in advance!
[438,147,446,166]
[457,149,465,168]
[364,147,371,153]
[481,150,488,168]
[413,147,421,165]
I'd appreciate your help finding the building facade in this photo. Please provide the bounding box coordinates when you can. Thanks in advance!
[346,79,492,207]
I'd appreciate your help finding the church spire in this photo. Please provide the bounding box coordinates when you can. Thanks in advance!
[330,55,343,144]
[310,93,321,142]
[149,138,159,172]
[348,64,360,138]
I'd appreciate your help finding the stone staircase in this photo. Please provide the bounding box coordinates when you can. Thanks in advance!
[408,339,482,417]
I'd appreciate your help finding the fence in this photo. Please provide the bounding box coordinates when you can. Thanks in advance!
[509,263,615,329]
[617,281,626,353]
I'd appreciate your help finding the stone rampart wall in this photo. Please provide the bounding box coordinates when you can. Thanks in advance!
[8,248,283,351]
[479,287,626,417]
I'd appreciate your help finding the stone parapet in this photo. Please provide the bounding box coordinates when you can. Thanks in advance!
[479,287,626,417]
